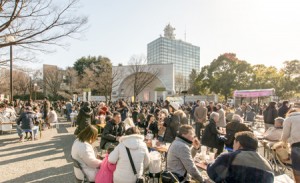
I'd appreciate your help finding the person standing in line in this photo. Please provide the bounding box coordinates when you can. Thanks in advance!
[74,102,94,135]
[201,112,225,157]
[207,101,217,119]
[216,103,226,128]
[278,100,291,118]
[43,97,51,126]
[263,101,278,130]
[194,101,207,140]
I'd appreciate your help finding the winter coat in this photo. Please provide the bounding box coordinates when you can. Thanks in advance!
[100,120,125,149]
[278,105,289,118]
[194,106,207,123]
[139,120,159,137]
[263,107,278,125]
[108,134,150,183]
[207,149,274,183]
[16,111,35,130]
[201,119,222,149]
[71,139,102,182]
[167,136,205,182]
[95,154,116,183]
[74,106,93,135]
[117,107,128,122]
[225,121,252,148]
[163,113,181,143]
[281,112,300,145]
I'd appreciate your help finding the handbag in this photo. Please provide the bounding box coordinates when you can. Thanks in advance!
[161,171,180,183]
[125,147,147,183]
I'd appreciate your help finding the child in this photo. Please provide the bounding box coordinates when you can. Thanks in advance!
[95,145,116,183]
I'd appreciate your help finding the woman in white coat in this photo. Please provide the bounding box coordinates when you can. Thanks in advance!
[108,127,150,183]
[71,125,102,182]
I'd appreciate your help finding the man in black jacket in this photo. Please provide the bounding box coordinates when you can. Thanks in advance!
[100,112,125,149]
[278,101,290,118]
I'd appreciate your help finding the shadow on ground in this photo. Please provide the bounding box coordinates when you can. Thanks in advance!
[5,164,74,183]
[1,123,76,182]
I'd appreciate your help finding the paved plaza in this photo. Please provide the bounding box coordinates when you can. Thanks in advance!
[0,118,77,183]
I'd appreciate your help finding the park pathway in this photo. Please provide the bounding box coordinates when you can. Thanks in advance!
[0,118,78,183]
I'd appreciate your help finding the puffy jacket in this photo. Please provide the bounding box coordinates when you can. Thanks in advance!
[16,111,35,130]
[108,134,150,183]
[263,108,278,124]
[207,149,274,183]
[163,114,180,143]
[71,139,102,181]
[201,119,221,148]
[74,106,93,135]
[100,120,125,149]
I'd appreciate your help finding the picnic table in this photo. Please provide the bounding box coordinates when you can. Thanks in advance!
[145,140,168,153]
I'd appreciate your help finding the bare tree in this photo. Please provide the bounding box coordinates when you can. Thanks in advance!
[0,0,88,65]
[175,73,185,94]
[43,65,63,99]
[127,55,160,102]
[0,68,30,96]
[103,66,123,102]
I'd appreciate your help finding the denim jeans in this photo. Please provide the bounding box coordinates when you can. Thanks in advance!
[16,125,39,137]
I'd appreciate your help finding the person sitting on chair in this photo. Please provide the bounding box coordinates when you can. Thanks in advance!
[207,131,274,183]
[225,114,252,149]
[16,106,35,142]
[71,125,102,182]
[100,112,125,150]
[263,117,284,142]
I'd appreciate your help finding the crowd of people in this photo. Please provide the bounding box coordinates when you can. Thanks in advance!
[1,97,300,182]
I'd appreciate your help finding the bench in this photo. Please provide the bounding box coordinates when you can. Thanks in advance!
[0,122,14,134]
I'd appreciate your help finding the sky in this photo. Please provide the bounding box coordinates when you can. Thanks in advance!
[38,0,300,70]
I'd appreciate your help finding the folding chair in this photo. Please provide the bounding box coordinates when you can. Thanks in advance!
[70,155,93,183]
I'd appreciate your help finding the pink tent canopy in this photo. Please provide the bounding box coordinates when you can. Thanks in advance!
[234,89,275,98]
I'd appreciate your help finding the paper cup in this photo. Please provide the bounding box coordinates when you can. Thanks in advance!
[152,139,157,147]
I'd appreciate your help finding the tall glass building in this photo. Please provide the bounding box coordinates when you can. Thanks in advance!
[147,24,200,91]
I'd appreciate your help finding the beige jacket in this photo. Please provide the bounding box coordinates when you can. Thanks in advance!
[281,112,300,145]
[194,106,207,123]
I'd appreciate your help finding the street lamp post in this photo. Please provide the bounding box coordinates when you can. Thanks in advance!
[181,90,188,104]
[5,36,15,104]
[34,83,37,101]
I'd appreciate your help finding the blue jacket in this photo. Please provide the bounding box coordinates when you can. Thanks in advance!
[207,149,274,183]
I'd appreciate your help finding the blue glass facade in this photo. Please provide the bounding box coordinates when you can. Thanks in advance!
[147,37,200,86]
